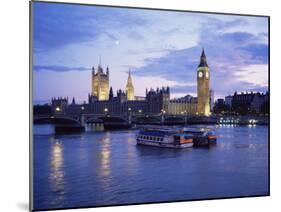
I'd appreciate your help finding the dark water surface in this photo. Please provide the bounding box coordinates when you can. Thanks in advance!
[33,125,269,210]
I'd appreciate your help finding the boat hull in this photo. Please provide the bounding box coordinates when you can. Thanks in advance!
[193,138,217,147]
[136,140,193,149]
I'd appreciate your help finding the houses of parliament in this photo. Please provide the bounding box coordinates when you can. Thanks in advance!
[52,50,213,116]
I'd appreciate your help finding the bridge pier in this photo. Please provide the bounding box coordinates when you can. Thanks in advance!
[161,114,165,124]
[80,114,85,127]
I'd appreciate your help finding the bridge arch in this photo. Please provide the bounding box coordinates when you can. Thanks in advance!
[98,116,128,123]
[134,116,161,124]
[34,116,81,125]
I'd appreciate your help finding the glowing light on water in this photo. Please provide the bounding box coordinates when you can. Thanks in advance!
[48,139,66,206]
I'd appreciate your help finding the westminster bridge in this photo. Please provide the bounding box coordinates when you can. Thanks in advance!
[33,112,268,127]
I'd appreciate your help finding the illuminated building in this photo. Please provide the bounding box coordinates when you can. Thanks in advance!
[197,49,211,116]
[168,95,197,115]
[126,71,135,101]
[91,60,109,101]
[51,97,68,114]
[51,51,216,116]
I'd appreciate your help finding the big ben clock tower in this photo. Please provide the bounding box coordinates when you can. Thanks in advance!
[197,49,211,116]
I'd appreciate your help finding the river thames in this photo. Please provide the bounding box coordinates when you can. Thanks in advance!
[33,124,269,210]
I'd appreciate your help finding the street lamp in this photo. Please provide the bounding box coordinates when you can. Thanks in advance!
[128,107,132,124]
[104,108,108,113]
[183,110,187,124]
[55,107,61,112]
[81,106,85,111]
[161,109,166,125]
[138,109,142,113]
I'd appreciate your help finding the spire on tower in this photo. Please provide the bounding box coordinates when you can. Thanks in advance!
[109,86,113,100]
[201,48,206,58]
[106,66,109,75]
[127,70,133,85]
[97,55,103,73]
[198,48,208,67]
[126,69,135,100]
[72,97,76,105]
[99,55,101,66]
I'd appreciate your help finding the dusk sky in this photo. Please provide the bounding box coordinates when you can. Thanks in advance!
[32,2,268,104]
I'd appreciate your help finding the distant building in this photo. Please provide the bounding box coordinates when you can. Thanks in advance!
[126,71,135,101]
[197,49,211,116]
[168,95,197,115]
[51,97,68,114]
[231,91,269,114]
[91,60,109,100]
[251,92,269,113]
[216,98,225,105]
[135,96,146,101]
[210,89,214,112]
[225,95,233,108]
[213,98,228,113]
[50,51,216,117]
[88,87,168,115]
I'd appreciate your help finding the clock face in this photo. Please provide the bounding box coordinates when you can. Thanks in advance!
[206,72,209,79]
[198,72,203,78]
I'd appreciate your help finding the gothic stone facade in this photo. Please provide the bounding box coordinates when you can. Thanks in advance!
[92,64,109,101]
[52,51,212,116]
[197,49,211,116]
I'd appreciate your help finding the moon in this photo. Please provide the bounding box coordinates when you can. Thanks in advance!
[115,40,119,46]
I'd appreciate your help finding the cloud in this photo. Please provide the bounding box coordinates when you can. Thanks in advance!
[34,65,90,72]
[32,4,268,102]
[160,27,181,36]
[33,2,148,52]
[239,43,268,64]
[220,32,254,44]
[170,84,197,96]
[233,64,268,87]
[132,19,268,98]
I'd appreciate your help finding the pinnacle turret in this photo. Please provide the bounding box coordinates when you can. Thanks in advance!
[126,70,135,100]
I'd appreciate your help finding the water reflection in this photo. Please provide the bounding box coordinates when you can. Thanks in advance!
[125,137,136,175]
[33,125,268,210]
[97,134,112,190]
[48,136,66,206]
[86,123,104,132]
[217,124,239,128]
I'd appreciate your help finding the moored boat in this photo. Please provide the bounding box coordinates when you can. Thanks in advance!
[183,128,217,147]
[136,126,193,148]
